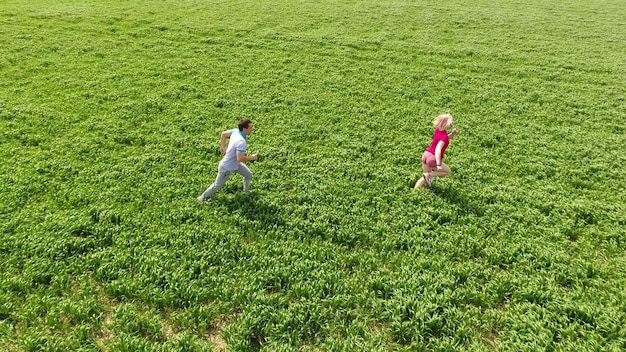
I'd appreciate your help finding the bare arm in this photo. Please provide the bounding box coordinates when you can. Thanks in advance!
[237,152,257,163]
[435,140,445,168]
[219,130,231,154]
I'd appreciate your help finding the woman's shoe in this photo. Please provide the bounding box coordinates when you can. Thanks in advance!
[424,172,432,186]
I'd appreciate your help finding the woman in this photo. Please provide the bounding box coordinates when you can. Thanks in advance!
[414,113,458,189]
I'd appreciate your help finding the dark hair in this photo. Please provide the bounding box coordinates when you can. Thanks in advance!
[238,119,252,131]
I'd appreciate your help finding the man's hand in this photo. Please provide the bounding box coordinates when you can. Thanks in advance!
[250,154,258,161]
[219,130,231,154]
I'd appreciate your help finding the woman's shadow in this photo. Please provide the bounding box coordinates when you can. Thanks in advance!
[429,185,485,217]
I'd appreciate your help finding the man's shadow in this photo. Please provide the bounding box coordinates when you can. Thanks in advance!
[219,188,285,230]
[429,184,485,218]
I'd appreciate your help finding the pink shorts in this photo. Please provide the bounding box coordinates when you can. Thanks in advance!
[422,151,437,168]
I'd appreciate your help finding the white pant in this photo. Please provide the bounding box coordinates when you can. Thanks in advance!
[199,163,252,200]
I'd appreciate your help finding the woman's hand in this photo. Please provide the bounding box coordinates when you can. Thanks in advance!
[449,128,458,138]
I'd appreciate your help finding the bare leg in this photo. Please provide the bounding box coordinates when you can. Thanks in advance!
[414,163,451,189]
[430,163,451,178]
[414,162,434,189]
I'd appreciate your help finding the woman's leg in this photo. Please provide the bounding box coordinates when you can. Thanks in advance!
[430,163,451,178]
[414,162,433,189]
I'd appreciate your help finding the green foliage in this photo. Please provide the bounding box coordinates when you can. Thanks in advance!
[1,0,625,350]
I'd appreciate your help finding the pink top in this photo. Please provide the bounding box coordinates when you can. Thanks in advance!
[425,129,450,161]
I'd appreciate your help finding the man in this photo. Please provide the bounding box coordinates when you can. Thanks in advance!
[197,119,258,202]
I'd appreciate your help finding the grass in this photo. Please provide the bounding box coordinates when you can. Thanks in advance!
[1,0,625,350]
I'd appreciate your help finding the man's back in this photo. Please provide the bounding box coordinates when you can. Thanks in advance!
[220,129,247,171]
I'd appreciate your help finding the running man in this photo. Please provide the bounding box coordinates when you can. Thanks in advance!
[197,119,258,201]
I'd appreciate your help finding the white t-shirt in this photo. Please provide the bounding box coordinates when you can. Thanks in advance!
[219,129,247,171]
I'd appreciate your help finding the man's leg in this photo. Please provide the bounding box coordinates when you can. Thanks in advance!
[235,163,252,192]
[198,167,231,201]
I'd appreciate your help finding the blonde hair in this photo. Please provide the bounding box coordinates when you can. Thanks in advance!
[433,113,453,131]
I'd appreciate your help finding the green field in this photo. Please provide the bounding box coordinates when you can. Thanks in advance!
[1,0,625,350]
